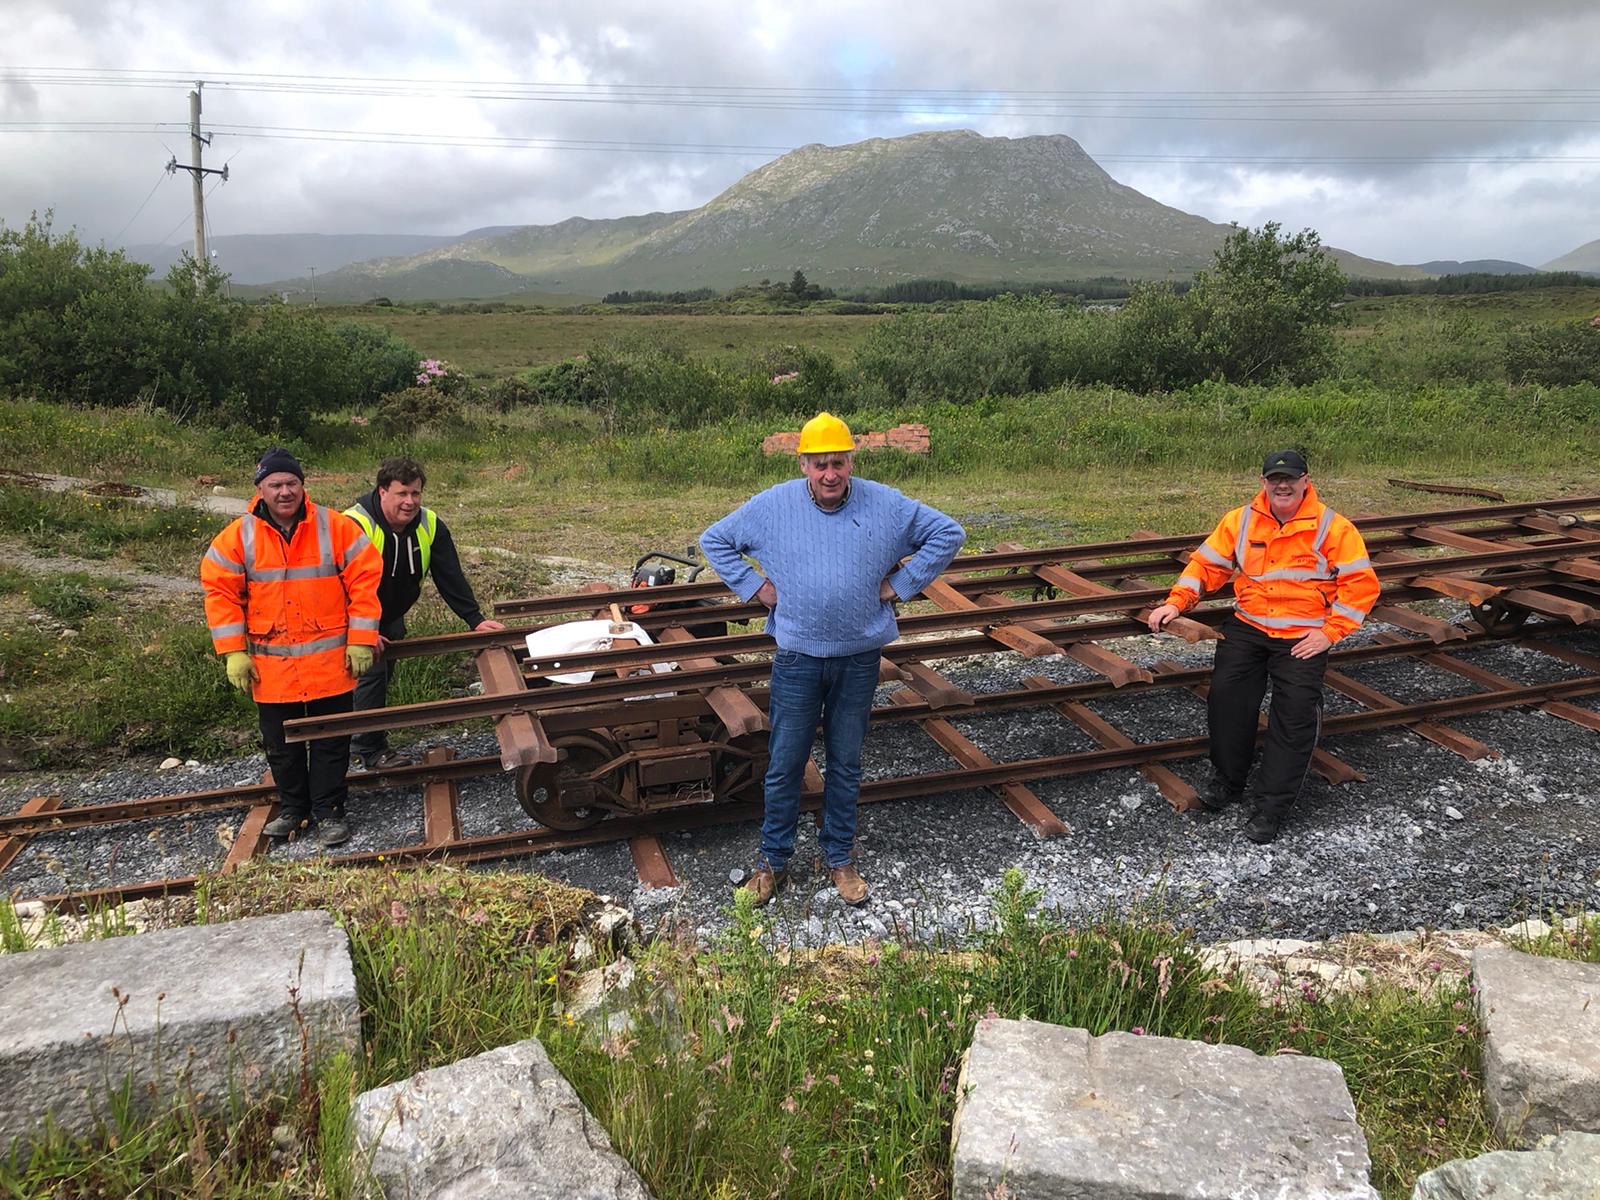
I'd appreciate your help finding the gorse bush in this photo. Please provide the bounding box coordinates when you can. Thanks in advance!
[0,212,418,436]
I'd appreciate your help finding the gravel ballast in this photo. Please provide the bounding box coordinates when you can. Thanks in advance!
[3,626,1597,948]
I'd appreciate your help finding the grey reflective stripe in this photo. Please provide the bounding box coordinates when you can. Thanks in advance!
[240,515,256,575]
[1175,575,1204,595]
[205,546,245,574]
[209,621,246,638]
[349,615,381,631]
[1335,556,1372,573]
[1236,606,1325,629]
[315,505,334,572]
[1331,601,1368,625]
[1196,543,1233,569]
[339,532,372,569]
[1310,506,1336,577]
[1253,567,1334,582]
[248,633,348,658]
[1233,508,1252,567]
[248,564,341,582]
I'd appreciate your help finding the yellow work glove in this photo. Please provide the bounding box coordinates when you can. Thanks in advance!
[346,644,376,679]
[224,651,258,695]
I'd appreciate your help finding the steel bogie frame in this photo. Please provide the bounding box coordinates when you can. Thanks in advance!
[7,497,1600,908]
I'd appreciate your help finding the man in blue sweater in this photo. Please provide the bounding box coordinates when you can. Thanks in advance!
[701,412,965,906]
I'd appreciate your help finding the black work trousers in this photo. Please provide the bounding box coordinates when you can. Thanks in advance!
[351,615,408,760]
[257,690,354,821]
[1208,614,1328,816]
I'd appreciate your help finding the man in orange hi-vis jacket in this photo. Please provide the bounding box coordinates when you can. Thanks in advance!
[201,448,382,848]
[1147,449,1380,844]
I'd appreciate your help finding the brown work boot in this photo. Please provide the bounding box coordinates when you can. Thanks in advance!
[741,865,788,907]
[829,864,869,907]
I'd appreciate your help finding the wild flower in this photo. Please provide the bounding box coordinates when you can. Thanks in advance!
[1455,1023,1470,1034]
[780,1095,798,1114]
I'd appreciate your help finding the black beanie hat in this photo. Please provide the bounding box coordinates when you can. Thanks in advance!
[254,447,305,485]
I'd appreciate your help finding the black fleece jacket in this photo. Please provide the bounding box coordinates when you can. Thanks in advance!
[349,488,487,629]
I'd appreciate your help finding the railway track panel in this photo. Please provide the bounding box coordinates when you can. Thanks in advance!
[5,499,1598,908]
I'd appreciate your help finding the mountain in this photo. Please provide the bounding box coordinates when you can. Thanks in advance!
[123,233,455,284]
[1410,259,1535,275]
[1540,238,1600,275]
[260,130,1425,298]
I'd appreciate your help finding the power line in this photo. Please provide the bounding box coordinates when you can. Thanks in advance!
[3,119,1598,166]
[7,67,1600,123]
[108,168,169,245]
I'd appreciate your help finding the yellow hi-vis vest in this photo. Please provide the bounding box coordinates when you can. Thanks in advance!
[344,502,438,576]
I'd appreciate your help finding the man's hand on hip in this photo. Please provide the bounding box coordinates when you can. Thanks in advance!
[1291,630,1333,659]
[879,579,899,603]
[755,579,778,608]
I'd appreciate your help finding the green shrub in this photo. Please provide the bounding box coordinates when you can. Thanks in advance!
[373,386,465,437]
[0,213,422,436]
[1504,320,1600,386]
[482,374,540,411]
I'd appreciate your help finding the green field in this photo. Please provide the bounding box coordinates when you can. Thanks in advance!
[332,308,889,374]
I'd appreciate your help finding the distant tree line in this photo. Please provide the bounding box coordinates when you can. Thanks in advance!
[1346,271,1600,297]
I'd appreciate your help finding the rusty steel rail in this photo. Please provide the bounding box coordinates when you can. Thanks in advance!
[482,494,1600,623]
[23,658,1600,911]
[3,623,1587,842]
[283,538,1600,744]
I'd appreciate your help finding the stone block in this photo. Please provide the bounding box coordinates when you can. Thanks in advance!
[352,1036,653,1199]
[1411,1131,1600,1199]
[0,910,358,1155]
[951,1017,1377,1200]
[1473,946,1600,1142]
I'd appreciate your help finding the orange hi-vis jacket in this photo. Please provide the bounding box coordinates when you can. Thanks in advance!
[1164,483,1381,643]
[201,496,382,703]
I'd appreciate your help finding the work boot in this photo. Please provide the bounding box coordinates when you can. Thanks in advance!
[829,864,869,907]
[740,865,788,907]
[367,749,412,770]
[262,813,305,839]
[315,818,352,848]
[1243,809,1283,845]
[1201,778,1244,813]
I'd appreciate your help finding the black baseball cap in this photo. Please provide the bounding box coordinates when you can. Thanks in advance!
[1261,449,1308,478]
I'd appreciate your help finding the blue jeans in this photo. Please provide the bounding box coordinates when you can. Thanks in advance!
[759,647,880,872]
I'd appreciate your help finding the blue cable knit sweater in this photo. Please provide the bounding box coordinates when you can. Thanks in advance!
[700,478,966,656]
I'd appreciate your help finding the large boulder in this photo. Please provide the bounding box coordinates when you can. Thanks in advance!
[351,1036,653,1199]
[1472,946,1600,1142]
[1411,1131,1600,1198]
[0,910,358,1156]
[951,1017,1377,1200]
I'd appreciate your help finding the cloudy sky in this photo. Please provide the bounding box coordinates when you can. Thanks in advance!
[4,0,1598,266]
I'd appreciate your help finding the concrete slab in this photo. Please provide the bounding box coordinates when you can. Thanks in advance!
[352,1036,653,1199]
[951,1017,1377,1200]
[0,910,357,1154]
[1473,945,1600,1143]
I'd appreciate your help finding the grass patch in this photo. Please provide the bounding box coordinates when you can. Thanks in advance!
[0,866,1520,1198]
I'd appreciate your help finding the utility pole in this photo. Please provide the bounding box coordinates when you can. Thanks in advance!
[308,265,317,304]
[166,81,228,275]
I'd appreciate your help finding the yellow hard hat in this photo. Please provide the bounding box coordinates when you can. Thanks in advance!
[796,411,854,454]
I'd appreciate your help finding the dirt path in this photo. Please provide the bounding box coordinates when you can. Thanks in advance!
[3,540,199,594]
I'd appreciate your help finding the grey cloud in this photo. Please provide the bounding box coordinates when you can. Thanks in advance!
[3,0,1597,266]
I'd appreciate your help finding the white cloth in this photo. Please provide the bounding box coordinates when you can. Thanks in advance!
[523,619,675,685]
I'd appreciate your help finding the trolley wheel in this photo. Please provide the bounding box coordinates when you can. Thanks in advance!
[1469,568,1532,634]
[516,733,623,831]
[712,731,770,804]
